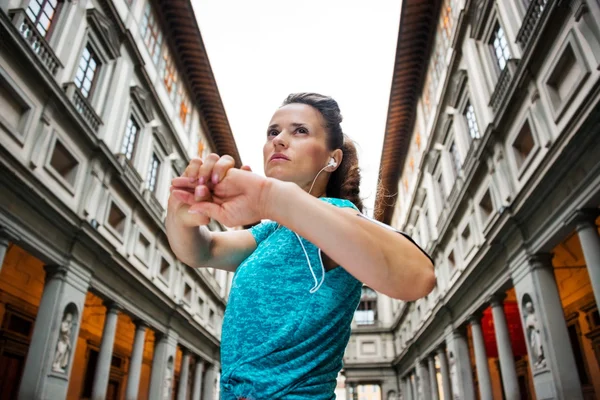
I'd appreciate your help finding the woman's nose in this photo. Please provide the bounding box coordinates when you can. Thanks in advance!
[272,131,288,148]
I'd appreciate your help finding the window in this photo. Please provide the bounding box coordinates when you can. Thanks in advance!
[479,189,494,222]
[49,140,79,186]
[146,153,160,193]
[449,141,462,178]
[355,287,377,325]
[490,23,511,71]
[162,53,178,97]
[512,121,535,169]
[107,202,126,236]
[183,283,192,304]
[121,116,140,160]
[26,0,62,38]
[159,258,170,282]
[448,250,456,273]
[74,44,100,98]
[140,3,163,65]
[464,101,480,140]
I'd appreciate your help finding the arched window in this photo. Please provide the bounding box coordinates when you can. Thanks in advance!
[354,286,377,325]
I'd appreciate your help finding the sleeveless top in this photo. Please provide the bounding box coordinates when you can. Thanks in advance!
[219,197,363,399]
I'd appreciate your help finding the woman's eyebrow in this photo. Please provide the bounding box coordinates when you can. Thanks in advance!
[290,122,308,128]
[268,124,279,129]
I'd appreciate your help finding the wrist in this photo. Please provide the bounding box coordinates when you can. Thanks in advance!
[261,178,296,221]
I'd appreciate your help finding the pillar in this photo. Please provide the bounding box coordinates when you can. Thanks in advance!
[445,326,475,400]
[427,356,439,400]
[416,359,431,400]
[0,232,10,273]
[177,350,191,400]
[511,253,583,399]
[436,347,452,400]
[489,294,520,400]
[18,263,91,400]
[574,210,600,308]
[469,313,493,400]
[203,362,218,400]
[125,320,147,400]
[402,377,412,400]
[191,358,204,400]
[91,302,121,400]
[410,373,417,400]
[148,330,178,400]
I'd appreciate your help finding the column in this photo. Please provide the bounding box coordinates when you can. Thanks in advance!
[574,210,600,308]
[416,359,431,400]
[489,294,520,400]
[203,362,218,400]
[427,356,439,400]
[177,350,191,400]
[404,375,415,400]
[191,358,204,400]
[148,330,178,400]
[446,327,476,400]
[511,254,583,399]
[410,372,417,400]
[0,232,10,273]
[125,320,147,400]
[91,302,121,400]
[436,347,452,400]
[18,263,91,400]
[469,313,493,400]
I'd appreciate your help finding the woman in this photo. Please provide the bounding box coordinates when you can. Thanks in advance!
[167,93,435,399]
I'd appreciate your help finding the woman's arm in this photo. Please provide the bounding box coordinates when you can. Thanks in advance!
[266,180,435,301]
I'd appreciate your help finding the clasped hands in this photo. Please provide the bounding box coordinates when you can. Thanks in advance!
[169,154,273,228]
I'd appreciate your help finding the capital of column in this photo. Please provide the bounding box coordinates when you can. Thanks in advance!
[43,264,69,281]
[104,300,124,314]
[452,324,468,338]
[133,318,148,330]
[468,311,483,325]
[568,208,600,232]
[488,292,506,308]
[528,253,554,271]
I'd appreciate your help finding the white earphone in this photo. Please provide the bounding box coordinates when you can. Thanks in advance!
[327,158,337,168]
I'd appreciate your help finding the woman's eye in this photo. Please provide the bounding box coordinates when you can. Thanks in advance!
[267,130,279,137]
[296,127,308,134]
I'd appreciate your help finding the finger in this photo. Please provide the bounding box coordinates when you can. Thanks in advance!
[170,185,194,194]
[197,153,219,185]
[211,155,235,185]
[193,185,213,202]
[171,189,196,205]
[171,177,200,189]
[241,165,252,172]
[182,158,203,181]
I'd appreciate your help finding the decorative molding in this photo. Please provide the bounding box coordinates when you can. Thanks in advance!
[86,9,121,60]
[448,69,468,108]
[130,86,154,123]
[470,0,495,40]
[152,127,173,155]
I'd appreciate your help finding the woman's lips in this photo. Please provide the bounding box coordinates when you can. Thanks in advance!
[269,154,290,162]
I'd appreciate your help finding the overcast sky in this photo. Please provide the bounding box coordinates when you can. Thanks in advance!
[192,0,401,216]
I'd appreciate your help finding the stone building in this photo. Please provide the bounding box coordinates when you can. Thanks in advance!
[0,0,241,399]
[344,0,600,399]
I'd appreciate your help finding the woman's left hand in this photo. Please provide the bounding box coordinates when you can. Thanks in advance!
[188,167,276,227]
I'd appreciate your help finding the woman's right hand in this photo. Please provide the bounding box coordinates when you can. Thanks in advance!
[168,154,236,227]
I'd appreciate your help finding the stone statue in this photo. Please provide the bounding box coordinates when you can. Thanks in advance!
[52,312,73,373]
[524,300,546,369]
[163,358,173,399]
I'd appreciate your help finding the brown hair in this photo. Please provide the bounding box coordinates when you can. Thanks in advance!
[282,93,364,212]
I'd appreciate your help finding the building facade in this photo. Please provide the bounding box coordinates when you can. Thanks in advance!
[345,0,600,399]
[0,0,241,399]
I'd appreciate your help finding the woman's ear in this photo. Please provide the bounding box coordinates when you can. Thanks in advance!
[329,149,343,171]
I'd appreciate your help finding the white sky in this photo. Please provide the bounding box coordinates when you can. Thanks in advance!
[192,0,402,216]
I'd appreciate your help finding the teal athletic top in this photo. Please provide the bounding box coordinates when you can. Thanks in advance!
[220,197,363,399]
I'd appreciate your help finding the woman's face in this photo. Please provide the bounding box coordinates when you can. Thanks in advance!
[263,103,332,189]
